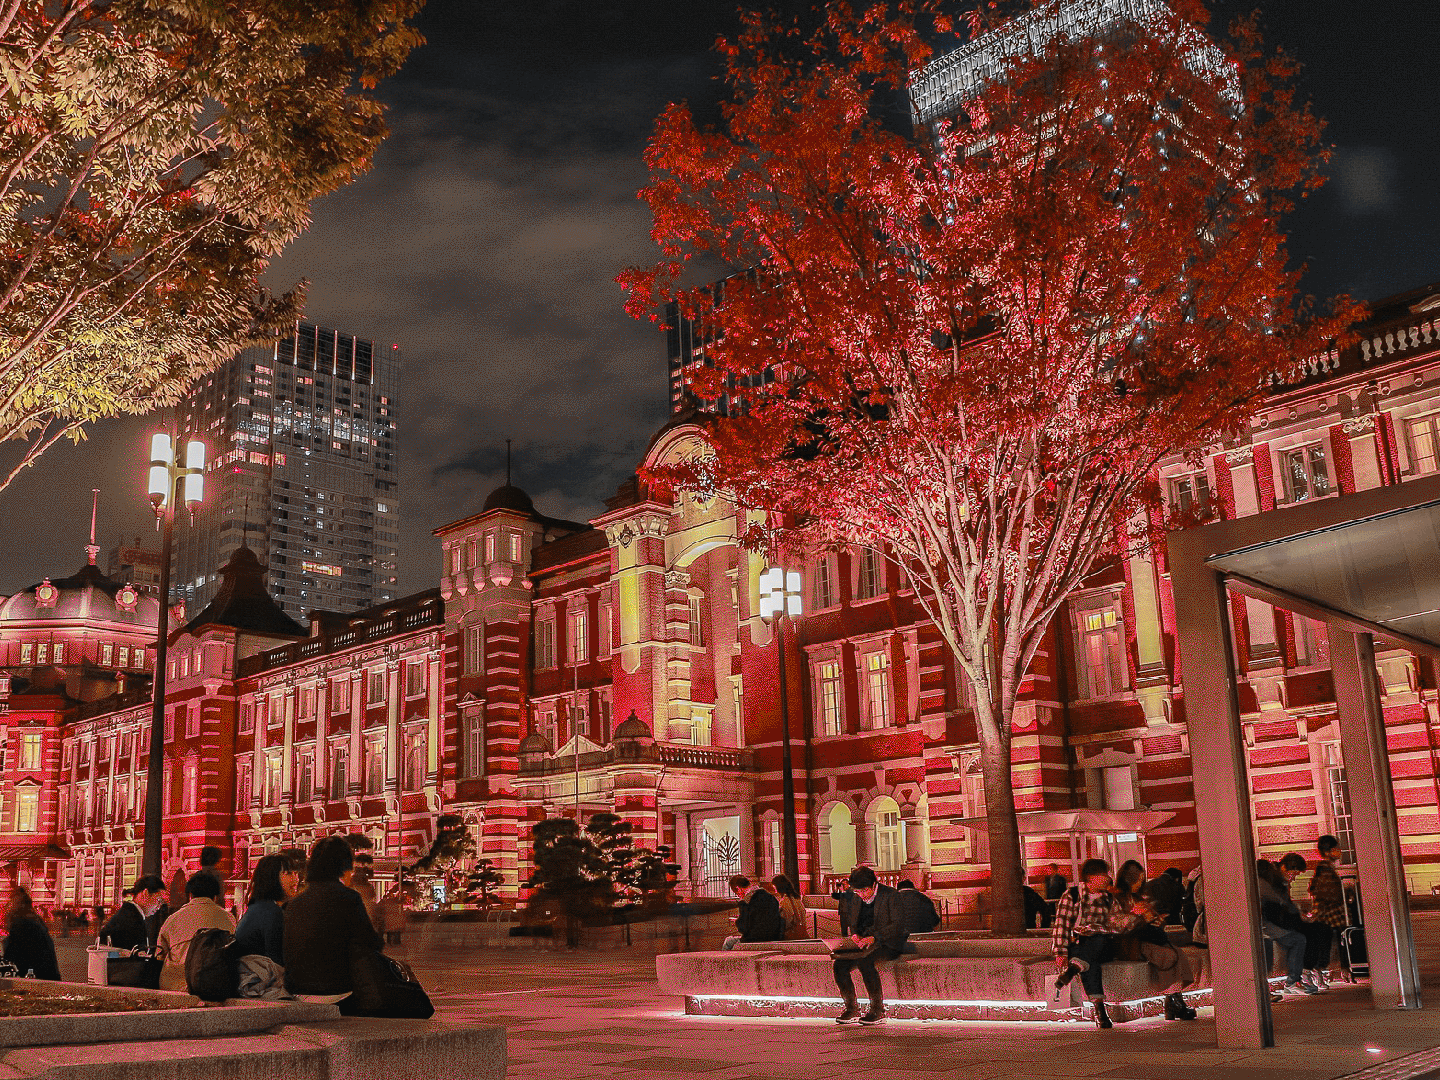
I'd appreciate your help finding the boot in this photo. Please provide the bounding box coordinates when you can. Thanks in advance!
[1164,993,1196,1021]
[1092,1000,1113,1029]
[1053,963,1081,998]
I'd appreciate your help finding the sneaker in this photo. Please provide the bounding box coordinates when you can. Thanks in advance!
[1054,963,1081,997]
[835,1005,862,1024]
[1283,981,1318,996]
[859,1008,886,1025]
[1312,970,1331,990]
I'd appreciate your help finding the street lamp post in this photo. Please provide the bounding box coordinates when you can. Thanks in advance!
[142,432,205,878]
[759,566,802,888]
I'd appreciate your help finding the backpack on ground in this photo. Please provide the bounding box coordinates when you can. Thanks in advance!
[185,926,241,1002]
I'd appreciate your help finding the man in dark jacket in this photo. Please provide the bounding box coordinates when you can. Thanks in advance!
[98,875,167,952]
[895,879,941,935]
[723,875,785,949]
[833,866,908,1025]
[283,836,384,1011]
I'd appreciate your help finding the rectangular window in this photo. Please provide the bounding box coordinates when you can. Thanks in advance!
[295,747,314,804]
[535,617,556,669]
[240,701,255,735]
[485,531,496,563]
[185,703,200,738]
[1282,444,1331,502]
[118,646,130,668]
[332,678,350,713]
[329,744,348,800]
[15,787,38,833]
[1169,470,1212,515]
[856,549,883,600]
[465,623,485,674]
[365,736,385,795]
[264,751,283,806]
[1408,414,1440,476]
[464,714,485,779]
[183,759,199,813]
[35,642,47,665]
[368,669,385,705]
[18,642,31,664]
[598,599,612,657]
[18,732,42,771]
[404,731,426,791]
[300,685,316,718]
[812,557,835,610]
[568,607,588,664]
[510,531,523,561]
[862,650,893,729]
[816,662,843,737]
[237,762,252,809]
[406,660,426,697]
[53,643,64,664]
[687,596,703,647]
[1081,608,1126,697]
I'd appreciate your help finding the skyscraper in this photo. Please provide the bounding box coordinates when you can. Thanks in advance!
[170,321,401,620]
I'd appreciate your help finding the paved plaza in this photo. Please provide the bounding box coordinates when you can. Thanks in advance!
[48,912,1440,1080]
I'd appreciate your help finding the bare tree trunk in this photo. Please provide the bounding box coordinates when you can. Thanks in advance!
[977,700,1026,936]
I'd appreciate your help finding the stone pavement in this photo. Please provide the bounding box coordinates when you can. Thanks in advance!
[50,912,1440,1080]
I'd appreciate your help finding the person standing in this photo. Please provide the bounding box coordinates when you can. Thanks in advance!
[832,866,908,1026]
[1043,864,1068,901]
[155,873,235,991]
[1310,835,1351,981]
[3,888,61,980]
[1052,858,1120,1028]
[99,875,167,952]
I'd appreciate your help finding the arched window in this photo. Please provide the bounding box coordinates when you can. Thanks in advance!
[869,795,905,872]
[825,802,856,875]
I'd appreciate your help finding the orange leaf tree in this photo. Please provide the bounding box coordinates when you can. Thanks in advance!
[622,0,1352,932]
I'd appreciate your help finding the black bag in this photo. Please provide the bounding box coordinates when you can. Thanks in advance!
[108,950,162,989]
[185,927,241,1002]
[348,949,434,1019]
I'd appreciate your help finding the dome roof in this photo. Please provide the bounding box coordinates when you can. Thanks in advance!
[0,562,160,629]
[613,712,652,741]
[518,732,552,755]
[482,483,534,515]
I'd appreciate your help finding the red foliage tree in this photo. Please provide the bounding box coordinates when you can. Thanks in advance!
[621,0,1354,932]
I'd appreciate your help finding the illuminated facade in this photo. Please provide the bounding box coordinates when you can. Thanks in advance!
[170,321,402,622]
[6,287,1440,914]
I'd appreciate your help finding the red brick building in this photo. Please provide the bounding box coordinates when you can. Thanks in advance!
[5,284,1440,912]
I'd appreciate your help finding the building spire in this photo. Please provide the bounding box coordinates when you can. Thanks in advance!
[85,488,100,565]
[506,438,512,486]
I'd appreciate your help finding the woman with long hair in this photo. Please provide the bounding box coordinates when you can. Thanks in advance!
[1106,861,1196,1021]
[233,853,300,963]
[3,887,60,980]
[771,874,806,939]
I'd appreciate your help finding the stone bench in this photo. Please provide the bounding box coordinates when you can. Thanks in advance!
[657,938,1212,1023]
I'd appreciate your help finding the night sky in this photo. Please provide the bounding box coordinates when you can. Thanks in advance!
[0,0,1434,599]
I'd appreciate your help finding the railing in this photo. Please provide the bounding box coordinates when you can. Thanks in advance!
[820,870,910,893]
[659,744,749,770]
[238,601,443,676]
[518,741,754,777]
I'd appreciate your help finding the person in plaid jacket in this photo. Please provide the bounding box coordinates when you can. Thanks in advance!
[1051,858,1119,1028]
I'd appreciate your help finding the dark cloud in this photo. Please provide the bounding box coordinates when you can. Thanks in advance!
[1,0,1436,598]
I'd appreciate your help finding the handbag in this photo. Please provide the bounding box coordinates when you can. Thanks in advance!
[107,950,162,989]
[348,948,434,1019]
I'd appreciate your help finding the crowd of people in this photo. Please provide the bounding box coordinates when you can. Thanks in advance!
[0,836,429,1017]
[1049,835,1358,1028]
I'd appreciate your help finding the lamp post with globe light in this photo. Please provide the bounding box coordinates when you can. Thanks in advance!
[141,432,205,877]
[759,565,802,888]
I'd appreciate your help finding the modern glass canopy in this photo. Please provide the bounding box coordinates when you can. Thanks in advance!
[1205,497,1440,654]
